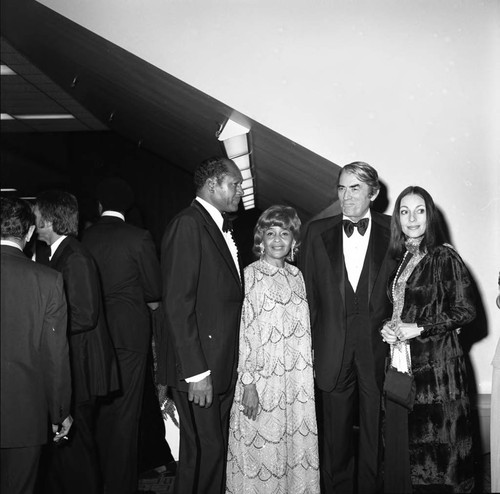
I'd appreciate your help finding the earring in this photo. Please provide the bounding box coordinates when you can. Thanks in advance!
[259,243,265,257]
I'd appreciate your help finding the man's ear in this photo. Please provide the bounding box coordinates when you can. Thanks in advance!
[98,202,103,215]
[206,177,217,193]
[370,189,380,202]
[26,224,36,243]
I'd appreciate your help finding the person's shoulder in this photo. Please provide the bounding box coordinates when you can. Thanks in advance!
[371,211,391,228]
[285,262,301,276]
[31,259,64,285]
[306,215,342,235]
[432,243,464,261]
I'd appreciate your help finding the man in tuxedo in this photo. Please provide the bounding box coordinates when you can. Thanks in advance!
[160,157,244,494]
[300,162,396,494]
[81,177,162,494]
[1,197,72,494]
[34,190,119,494]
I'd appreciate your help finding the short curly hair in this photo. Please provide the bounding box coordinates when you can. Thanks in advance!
[193,157,235,192]
[1,197,35,240]
[253,205,301,260]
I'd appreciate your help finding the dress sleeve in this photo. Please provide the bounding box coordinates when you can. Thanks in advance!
[417,246,476,337]
[238,266,264,385]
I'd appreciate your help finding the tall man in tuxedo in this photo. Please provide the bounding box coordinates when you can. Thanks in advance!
[81,177,162,494]
[300,162,396,494]
[1,197,72,494]
[160,157,244,494]
[34,190,119,494]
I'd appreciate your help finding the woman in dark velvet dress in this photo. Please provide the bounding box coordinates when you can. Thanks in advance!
[380,186,476,493]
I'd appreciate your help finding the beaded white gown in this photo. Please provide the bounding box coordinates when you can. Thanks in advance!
[226,259,320,494]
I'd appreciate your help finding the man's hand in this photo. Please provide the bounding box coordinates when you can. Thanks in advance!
[242,384,259,421]
[188,375,213,408]
[52,415,73,443]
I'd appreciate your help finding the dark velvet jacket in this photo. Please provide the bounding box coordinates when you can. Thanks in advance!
[398,244,476,492]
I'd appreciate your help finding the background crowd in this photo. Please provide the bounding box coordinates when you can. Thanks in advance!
[1,157,495,494]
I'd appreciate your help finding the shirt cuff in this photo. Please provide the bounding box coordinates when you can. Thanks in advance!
[185,370,211,383]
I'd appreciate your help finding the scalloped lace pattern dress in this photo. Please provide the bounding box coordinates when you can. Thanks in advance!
[226,259,320,494]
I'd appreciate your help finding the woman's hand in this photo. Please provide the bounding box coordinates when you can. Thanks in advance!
[395,322,422,341]
[381,322,398,345]
[242,384,259,421]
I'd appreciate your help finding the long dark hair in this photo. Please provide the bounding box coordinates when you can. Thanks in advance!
[388,185,446,260]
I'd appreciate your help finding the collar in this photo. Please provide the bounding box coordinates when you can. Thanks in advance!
[0,239,23,251]
[342,210,372,223]
[102,210,125,221]
[50,235,68,260]
[195,196,224,231]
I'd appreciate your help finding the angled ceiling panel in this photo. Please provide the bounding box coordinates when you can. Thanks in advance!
[1,0,340,220]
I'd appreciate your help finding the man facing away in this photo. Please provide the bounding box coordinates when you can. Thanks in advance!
[160,157,244,494]
[1,197,72,494]
[81,177,162,494]
[300,162,396,494]
[34,190,119,494]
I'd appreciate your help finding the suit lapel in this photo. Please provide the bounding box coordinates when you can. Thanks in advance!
[49,237,71,270]
[368,214,390,301]
[192,201,242,290]
[321,219,346,307]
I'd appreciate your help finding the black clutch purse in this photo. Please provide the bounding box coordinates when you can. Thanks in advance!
[383,344,416,411]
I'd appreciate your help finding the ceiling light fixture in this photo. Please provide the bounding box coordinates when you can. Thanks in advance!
[1,65,16,76]
[14,114,76,120]
[217,118,255,211]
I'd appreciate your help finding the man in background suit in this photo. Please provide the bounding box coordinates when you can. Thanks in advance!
[160,157,244,494]
[34,190,119,494]
[82,177,162,494]
[300,162,396,494]
[1,197,72,494]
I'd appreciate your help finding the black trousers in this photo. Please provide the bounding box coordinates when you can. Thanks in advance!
[42,398,101,494]
[319,315,383,494]
[1,445,41,494]
[97,349,147,494]
[172,385,234,494]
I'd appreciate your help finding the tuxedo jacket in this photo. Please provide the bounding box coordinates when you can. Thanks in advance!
[50,236,119,403]
[300,211,396,392]
[82,216,162,354]
[160,200,243,394]
[1,245,71,448]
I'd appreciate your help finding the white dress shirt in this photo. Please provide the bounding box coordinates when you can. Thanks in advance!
[196,197,240,280]
[102,210,125,221]
[342,212,372,292]
[1,239,23,251]
[49,235,68,261]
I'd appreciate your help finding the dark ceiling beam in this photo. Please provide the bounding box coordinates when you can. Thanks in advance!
[1,0,340,220]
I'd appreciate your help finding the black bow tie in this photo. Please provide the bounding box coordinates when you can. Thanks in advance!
[343,218,369,237]
[222,212,237,233]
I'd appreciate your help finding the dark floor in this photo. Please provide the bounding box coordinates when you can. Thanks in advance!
[137,453,492,493]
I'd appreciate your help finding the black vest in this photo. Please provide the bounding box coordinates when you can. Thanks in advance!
[344,250,370,317]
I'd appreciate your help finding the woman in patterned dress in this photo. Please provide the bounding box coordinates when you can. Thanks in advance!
[226,205,320,494]
[380,186,476,493]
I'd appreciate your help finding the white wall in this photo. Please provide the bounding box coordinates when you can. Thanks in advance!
[38,0,500,394]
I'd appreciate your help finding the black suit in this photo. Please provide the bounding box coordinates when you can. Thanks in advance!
[1,245,71,494]
[300,212,395,494]
[160,200,243,494]
[82,215,162,494]
[43,236,119,494]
